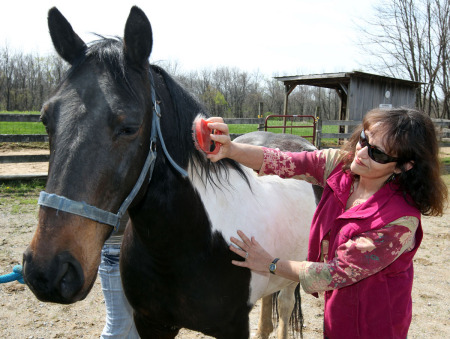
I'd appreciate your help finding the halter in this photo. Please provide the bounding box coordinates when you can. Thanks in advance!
[38,70,188,231]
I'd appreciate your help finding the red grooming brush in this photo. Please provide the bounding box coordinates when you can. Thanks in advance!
[193,118,222,155]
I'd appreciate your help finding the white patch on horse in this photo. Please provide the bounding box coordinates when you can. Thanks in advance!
[188,161,315,304]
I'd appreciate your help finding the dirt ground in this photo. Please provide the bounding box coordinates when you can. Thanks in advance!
[0,149,49,177]
[0,147,449,338]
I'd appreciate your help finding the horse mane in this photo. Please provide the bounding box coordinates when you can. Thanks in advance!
[150,65,250,189]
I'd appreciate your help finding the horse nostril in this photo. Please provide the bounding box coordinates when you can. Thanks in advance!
[58,258,84,301]
[22,250,85,304]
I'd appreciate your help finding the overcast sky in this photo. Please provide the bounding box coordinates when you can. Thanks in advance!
[0,0,378,77]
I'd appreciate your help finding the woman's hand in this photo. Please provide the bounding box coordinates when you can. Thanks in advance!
[204,117,264,170]
[230,230,303,282]
[229,230,274,273]
[204,117,234,163]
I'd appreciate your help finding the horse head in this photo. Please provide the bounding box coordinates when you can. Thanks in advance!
[23,6,154,303]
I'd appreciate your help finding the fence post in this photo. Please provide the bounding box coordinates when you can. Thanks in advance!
[316,116,322,149]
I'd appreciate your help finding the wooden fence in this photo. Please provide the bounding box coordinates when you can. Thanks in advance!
[1,114,449,166]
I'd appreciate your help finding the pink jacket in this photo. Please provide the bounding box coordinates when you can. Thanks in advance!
[309,164,423,339]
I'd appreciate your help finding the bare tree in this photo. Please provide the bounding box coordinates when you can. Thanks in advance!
[263,77,284,115]
[0,47,68,111]
[0,45,15,111]
[433,0,450,118]
[357,0,449,118]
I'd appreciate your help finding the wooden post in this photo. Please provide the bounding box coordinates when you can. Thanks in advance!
[258,102,264,118]
[283,83,297,134]
[316,108,322,149]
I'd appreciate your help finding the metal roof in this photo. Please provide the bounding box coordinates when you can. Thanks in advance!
[274,71,423,89]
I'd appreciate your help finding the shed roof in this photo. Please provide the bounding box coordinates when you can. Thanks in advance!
[274,71,422,90]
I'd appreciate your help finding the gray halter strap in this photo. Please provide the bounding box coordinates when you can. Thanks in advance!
[38,70,188,231]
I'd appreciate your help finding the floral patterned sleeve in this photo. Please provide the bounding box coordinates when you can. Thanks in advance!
[298,216,419,294]
[258,147,342,186]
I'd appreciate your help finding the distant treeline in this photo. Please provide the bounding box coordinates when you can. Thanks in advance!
[0,47,66,113]
[0,46,341,120]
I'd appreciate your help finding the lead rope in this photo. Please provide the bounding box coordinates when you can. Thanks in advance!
[0,265,24,284]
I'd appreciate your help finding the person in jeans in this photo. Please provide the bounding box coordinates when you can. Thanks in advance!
[98,214,139,338]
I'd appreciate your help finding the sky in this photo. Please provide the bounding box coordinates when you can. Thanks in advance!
[0,0,378,77]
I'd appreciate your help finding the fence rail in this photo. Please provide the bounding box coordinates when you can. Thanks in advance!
[0,154,50,164]
[1,114,449,167]
[0,135,48,143]
[0,114,41,122]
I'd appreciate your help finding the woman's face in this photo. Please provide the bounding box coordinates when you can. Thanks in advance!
[350,126,400,183]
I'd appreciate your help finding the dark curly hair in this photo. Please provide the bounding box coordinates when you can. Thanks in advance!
[340,107,448,216]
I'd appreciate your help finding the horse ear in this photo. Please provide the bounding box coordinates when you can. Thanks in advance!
[48,7,87,64]
[124,6,153,69]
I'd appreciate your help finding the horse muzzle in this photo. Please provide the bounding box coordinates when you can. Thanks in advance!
[22,249,86,304]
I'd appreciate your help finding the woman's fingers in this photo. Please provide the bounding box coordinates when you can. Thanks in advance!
[230,235,245,249]
[236,230,251,245]
[205,122,232,162]
[210,133,230,146]
[229,231,275,273]
[207,122,229,135]
[231,259,249,268]
[230,230,252,250]
[230,232,253,264]
[205,117,224,124]
[229,243,246,257]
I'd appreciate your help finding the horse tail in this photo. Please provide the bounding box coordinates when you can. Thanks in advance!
[290,284,304,338]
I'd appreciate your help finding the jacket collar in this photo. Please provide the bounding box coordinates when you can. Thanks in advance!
[326,166,400,220]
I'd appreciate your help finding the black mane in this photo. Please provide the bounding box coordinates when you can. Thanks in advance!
[150,64,250,188]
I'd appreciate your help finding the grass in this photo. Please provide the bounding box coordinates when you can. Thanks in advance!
[0,122,47,135]
[0,180,46,214]
[0,111,45,135]
[229,121,340,146]
[229,124,259,134]
[0,179,46,198]
[0,111,40,114]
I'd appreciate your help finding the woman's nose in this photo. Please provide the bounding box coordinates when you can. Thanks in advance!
[357,144,369,159]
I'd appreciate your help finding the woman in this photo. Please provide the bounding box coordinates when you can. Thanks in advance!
[206,108,447,339]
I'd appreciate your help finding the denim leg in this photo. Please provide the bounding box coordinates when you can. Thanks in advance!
[98,244,140,339]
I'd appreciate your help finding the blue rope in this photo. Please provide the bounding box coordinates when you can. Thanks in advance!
[0,265,24,284]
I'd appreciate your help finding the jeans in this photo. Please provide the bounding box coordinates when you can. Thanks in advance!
[98,243,140,339]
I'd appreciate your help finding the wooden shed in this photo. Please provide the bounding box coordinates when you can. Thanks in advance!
[275,71,421,121]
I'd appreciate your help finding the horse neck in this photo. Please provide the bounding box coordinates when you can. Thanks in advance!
[128,157,213,255]
[128,66,218,254]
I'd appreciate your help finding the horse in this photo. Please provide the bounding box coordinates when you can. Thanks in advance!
[22,7,318,339]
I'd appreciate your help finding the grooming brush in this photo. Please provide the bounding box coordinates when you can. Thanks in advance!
[193,118,222,155]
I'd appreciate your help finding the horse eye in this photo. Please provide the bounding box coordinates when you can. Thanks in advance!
[117,126,139,136]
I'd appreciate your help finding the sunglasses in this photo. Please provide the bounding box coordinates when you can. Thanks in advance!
[359,130,398,164]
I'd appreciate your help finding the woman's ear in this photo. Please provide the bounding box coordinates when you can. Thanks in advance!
[404,161,414,171]
[395,161,414,174]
